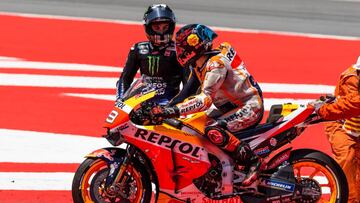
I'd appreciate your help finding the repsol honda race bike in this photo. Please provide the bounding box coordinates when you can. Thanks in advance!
[72,79,348,203]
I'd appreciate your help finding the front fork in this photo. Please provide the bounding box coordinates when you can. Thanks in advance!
[86,146,157,203]
[105,145,136,188]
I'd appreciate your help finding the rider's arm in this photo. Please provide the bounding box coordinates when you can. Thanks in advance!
[175,61,227,115]
[318,75,360,120]
[116,45,139,99]
[168,67,200,106]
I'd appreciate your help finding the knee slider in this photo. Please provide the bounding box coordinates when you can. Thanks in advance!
[204,126,229,147]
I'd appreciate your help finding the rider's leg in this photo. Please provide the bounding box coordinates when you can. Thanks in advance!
[204,104,263,186]
[204,126,261,186]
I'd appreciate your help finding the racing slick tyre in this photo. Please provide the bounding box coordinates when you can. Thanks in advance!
[290,149,348,203]
[72,156,152,203]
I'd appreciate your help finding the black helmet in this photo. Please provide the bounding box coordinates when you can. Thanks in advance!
[143,4,176,46]
[175,24,217,67]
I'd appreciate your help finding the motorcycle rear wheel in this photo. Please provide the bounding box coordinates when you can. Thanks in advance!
[72,158,152,203]
[290,149,348,203]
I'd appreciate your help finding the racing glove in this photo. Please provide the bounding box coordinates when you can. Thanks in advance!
[149,105,180,124]
[308,100,324,113]
[308,94,335,113]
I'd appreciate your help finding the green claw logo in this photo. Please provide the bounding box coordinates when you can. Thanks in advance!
[147,56,160,76]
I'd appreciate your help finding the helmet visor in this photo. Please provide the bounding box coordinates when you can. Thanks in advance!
[150,21,170,34]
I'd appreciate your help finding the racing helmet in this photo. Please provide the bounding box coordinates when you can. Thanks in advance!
[143,4,176,46]
[175,24,218,67]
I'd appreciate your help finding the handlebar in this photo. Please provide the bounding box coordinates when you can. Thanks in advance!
[163,118,183,129]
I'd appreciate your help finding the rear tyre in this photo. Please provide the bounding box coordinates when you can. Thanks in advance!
[290,149,348,203]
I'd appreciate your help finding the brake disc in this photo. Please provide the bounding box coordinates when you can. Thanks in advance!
[298,178,322,203]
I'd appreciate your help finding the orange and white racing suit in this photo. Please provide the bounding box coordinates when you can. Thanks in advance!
[174,42,264,154]
[318,64,360,202]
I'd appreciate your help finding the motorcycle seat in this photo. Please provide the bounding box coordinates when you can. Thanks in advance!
[233,105,284,140]
[233,122,280,140]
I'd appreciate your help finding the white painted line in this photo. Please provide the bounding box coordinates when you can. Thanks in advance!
[260,83,334,94]
[0,73,117,88]
[0,56,338,94]
[0,171,331,193]
[0,73,334,94]
[263,98,312,110]
[0,11,143,25]
[0,172,73,190]
[0,129,112,163]
[0,60,122,72]
[0,56,23,61]
[64,93,314,111]
[65,93,115,101]
[0,11,359,41]
[212,26,360,41]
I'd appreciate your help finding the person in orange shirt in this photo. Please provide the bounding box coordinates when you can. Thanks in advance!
[313,56,360,202]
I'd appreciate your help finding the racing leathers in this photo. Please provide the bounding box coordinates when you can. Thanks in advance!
[116,41,188,105]
[174,42,264,132]
[318,64,360,202]
[160,42,264,185]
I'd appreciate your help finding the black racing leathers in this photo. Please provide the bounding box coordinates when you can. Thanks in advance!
[116,41,189,104]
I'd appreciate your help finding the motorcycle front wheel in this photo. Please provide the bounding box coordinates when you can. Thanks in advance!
[290,149,348,203]
[72,157,152,203]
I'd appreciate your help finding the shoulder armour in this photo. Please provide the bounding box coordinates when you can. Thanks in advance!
[136,41,151,55]
[207,56,225,71]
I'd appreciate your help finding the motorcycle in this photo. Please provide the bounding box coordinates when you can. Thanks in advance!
[72,79,348,203]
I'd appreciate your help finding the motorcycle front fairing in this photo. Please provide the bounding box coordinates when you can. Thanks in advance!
[101,79,235,201]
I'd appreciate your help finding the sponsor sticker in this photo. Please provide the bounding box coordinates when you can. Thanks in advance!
[254,146,270,155]
[269,138,277,146]
[187,34,199,46]
[134,129,202,158]
[264,179,295,192]
[200,196,241,203]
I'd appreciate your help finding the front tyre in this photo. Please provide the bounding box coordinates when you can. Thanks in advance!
[72,157,152,203]
[290,149,348,203]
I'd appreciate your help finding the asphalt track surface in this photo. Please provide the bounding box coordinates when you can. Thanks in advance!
[0,1,360,203]
[1,0,360,37]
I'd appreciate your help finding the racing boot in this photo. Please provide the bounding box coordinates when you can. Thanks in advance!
[205,126,261,186]
[233,141,262,186]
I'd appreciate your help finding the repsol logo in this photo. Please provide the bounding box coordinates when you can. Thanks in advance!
[226,47,236,61]
[201,196,241,203]
[223,105,250,123]
[180,101,203,114]
[134,129,201,158]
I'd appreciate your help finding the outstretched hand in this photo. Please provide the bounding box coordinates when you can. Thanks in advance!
[149,105,166,124]
[308,94,336,113]
[133,102,180,125]
[130,101,156,125]
[149,105,180,125]
[308,100,324,113]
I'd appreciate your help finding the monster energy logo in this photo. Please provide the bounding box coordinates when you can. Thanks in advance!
[147,56,160,76]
